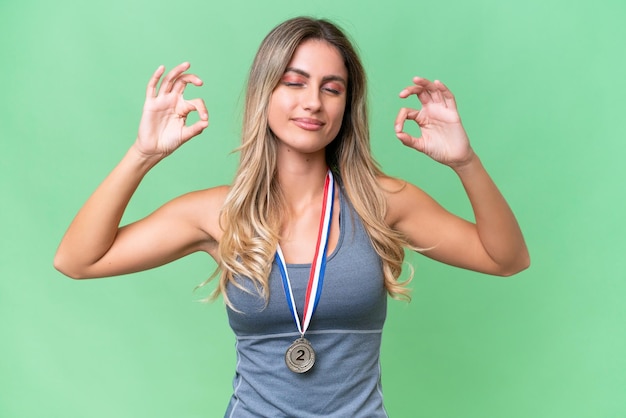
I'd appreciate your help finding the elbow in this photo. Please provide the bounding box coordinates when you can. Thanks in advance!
[498,250,531,277]
[53,252,89,280]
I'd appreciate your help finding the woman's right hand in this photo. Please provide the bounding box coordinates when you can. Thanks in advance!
[134,62,209,161]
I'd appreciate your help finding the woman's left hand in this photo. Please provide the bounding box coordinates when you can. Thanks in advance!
[395,77,474,168]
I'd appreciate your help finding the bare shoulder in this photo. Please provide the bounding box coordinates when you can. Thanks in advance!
[378,175,439,229]
[173,185,230,243]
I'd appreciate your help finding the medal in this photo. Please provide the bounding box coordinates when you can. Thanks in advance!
[275,170,335,373]
[285,337,316,373]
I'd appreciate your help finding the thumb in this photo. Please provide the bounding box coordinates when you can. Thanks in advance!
[181,119,209,142]
[179,98,209,141]
[396,132,426,153]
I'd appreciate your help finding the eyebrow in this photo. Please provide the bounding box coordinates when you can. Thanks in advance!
[284,67,347,86]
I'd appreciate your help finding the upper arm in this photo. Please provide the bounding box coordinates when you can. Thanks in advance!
[74,186,228,279]
[382,177,503,275]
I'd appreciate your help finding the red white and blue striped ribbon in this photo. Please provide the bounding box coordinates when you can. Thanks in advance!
[275,170,335,336]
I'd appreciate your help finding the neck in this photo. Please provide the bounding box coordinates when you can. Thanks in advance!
[277,151,329,213]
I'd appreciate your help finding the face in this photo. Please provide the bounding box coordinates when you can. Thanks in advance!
[268,39,348,157]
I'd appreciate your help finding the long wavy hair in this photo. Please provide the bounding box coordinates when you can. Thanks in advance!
[210,17,412,306]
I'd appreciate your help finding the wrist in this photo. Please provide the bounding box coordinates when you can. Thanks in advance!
[449,149,479,174]
[127,143,164,171]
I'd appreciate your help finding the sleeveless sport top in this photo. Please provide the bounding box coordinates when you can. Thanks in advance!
[224,187,388,417]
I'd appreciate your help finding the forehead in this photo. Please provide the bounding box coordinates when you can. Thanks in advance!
[286,39,348,80]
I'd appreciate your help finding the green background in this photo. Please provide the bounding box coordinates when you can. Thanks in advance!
[1,0,624,417]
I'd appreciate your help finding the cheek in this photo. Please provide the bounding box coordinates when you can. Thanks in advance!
[331,102,347,128]
[268,91,293,120]
[327,109,346,141]
[267,94,284,130]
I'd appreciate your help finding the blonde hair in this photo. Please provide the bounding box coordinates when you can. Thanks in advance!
[211,17,412,306]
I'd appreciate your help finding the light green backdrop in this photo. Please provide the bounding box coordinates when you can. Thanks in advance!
[1,0,625,417]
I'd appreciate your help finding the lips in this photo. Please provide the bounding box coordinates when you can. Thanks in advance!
[291,117,325,131]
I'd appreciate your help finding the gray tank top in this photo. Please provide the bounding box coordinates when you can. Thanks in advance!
[225,187,388,417]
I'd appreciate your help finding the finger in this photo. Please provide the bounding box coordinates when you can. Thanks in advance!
[175,98,206,120]
[171,73,204,96]
[395,131,413,147]
[394,107,421,132]
[186,98,209,122]
[435,79,457,109]
[412,76,434,88]
[399,84,426,98]
[394,107,409,132]
[174,99,209,141]
[160,62,191,94]
[396,132,427,154]
[400,78,434,105]
[429,81,445,104]
[181,119,209,142]
[395,131,425,153]
[146,65,165,98]
[414,76,444,104]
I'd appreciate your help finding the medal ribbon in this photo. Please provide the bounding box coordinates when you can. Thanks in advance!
[275,170,335,337]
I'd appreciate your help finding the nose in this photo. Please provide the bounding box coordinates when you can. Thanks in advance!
[302,86,322,112]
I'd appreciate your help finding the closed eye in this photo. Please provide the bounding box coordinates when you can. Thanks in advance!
[322,87,341,95]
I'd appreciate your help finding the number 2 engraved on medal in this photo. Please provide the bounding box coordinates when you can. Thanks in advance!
[285,338,316,373]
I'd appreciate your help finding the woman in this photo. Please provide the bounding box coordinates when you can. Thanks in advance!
[54,17,529,417]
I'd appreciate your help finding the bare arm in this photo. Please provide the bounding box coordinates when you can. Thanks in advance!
[387,77,529,276]
[54,62,216,279]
